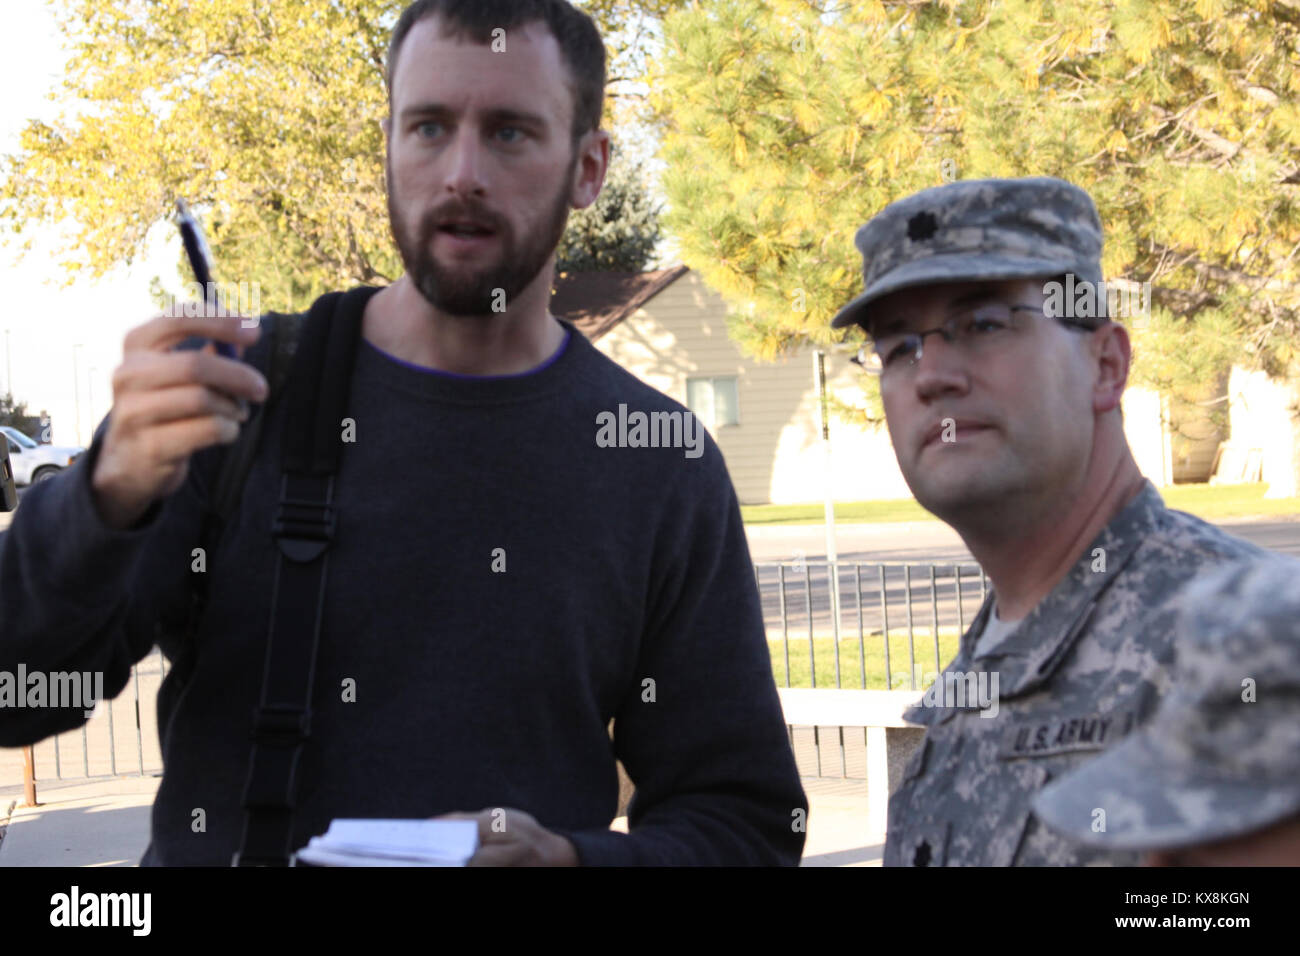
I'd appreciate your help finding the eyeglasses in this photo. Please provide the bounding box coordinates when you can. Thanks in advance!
[853,303,1096,376]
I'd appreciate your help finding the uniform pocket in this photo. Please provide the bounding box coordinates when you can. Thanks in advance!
[982,762,1048,866]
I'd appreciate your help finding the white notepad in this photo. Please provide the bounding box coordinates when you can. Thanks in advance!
[294,819,479,867]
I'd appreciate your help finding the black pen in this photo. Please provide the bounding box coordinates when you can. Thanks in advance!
[175,199,237,359]
[176,200,252,419]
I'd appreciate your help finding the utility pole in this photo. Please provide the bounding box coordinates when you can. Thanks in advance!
[87,366,97,436]
[73,344,84,447]
[814,349,842,646]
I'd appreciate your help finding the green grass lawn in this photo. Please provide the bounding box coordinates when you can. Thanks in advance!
[743,498,932,525]
[741,482,1300,526]
[768,628,962,690]
[1161,483,1300,520]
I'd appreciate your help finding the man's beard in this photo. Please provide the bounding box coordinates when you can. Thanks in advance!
[388,153,576,317]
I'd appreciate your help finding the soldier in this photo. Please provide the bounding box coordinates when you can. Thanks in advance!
[831,176,1274,865]
[1033,556,1300,866]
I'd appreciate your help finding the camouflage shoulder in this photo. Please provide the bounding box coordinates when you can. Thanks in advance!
[1151,501,1273,565]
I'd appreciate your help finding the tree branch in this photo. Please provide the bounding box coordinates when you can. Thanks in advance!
[1146,241,1297,297]
[1149,103,1240,161]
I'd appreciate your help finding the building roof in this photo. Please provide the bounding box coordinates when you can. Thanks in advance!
[549,265,689,341]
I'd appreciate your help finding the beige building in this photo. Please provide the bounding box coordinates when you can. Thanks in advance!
[1221,366,1300,497]
[551,266,1286,505]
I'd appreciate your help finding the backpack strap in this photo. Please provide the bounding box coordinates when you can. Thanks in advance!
[209,310,308,525]
[234,286,369,866]
[179,309,308,661]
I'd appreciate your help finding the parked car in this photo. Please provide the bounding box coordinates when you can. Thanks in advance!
[0,425,85,486]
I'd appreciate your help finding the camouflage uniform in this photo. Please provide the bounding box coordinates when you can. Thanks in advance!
[881,484,1270,865]
[830,176,1280,865]
[1032,557,1300,851]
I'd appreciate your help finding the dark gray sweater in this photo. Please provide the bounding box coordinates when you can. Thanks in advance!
[0,287,806,865]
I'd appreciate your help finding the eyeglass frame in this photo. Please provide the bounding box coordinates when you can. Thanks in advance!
[851,302,1101,376]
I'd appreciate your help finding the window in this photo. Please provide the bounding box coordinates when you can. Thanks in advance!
[2,428,36,449]
[686,377,739,428]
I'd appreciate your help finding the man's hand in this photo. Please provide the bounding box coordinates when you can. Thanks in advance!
[92,312,268,530]
[431,807,579,867]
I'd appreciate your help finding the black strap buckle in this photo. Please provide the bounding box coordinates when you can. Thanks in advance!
[272,494,335,562]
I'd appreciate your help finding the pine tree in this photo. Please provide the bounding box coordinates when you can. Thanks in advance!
[557,145,663,272]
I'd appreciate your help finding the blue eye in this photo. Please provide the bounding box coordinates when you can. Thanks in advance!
[496,127,524,143]
[416,121,443,138]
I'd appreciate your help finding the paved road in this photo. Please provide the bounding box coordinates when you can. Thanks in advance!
[0,773,879,867]
[744,516,1300,563]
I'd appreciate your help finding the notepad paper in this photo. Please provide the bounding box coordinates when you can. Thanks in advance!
[294,819,479,867]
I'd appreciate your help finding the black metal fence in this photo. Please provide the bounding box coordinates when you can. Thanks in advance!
[755,561,988,782]
[17,647,169,785]
[755,560,988,690]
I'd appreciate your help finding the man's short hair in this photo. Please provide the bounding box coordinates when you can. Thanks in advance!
[386,0,606,143]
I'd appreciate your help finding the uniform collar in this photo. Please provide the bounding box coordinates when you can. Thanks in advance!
[904,480,1166,723]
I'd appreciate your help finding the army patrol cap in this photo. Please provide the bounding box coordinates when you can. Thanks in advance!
[832,176,1105,332]
[1031,557,1300,851]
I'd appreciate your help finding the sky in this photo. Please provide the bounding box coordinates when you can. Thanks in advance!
[1,1,198,447]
